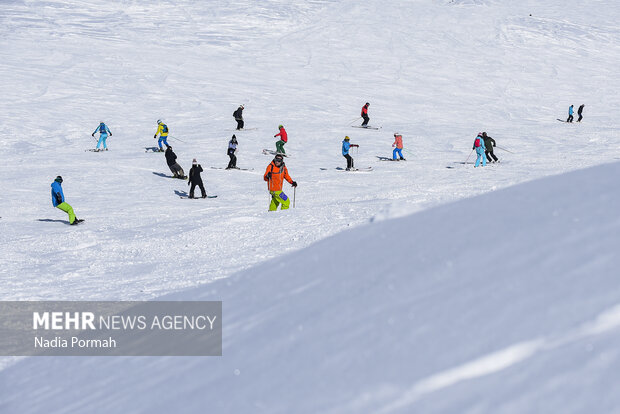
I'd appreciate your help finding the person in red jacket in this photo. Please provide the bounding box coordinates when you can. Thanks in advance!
[264,154,297,211]
[361,102,370,127]
[274,125,287,155]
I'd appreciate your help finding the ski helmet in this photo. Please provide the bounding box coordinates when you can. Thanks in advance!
[274,154,284,162]
[55,176,63,183]
[99,121,104,124]
[157,119,162,124]
[365,102,370,106]
[344,136,350,141]
[278,124,283,129]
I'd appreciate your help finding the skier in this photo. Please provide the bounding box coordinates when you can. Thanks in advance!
[233,105,244,130]
[577,104,585,122]
[473,132,486,168]
[566,105,574,123]
[50,176,82,225]
[274,125,287,155]
[264,154,297,211]
[392,133,405,160]
[164,146,186,178]
[188,159,207,198]
[361,102,370,127]
[342,136,359,170]
[154,120,170,152]
[482,132,498,163]
[91,121,112,151]
[227,135,238,169]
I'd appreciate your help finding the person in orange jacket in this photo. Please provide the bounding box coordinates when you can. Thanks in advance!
[264,154,297,211]
[392,133,405,160]
[274,124,288,155]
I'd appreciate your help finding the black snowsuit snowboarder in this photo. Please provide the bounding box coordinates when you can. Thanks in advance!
[165,146,185,178]
[233,106,244,130]
[577,104,584,122]
[227,135,238,169]
[188,163,206,198]
[482,132,498,163]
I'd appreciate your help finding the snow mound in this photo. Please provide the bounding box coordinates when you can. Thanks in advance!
[2,162,619,413]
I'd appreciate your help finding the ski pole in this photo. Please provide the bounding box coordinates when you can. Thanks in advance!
[293,186,296,208]
[496,146,514,154]
[464,149,474,164]
[348,116,362,125]
[169,135,187,143]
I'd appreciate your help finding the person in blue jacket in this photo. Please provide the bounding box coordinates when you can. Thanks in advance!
[51,176,82,225]
[473,132,486,168]
[342,136,359,170]
[566,105,574,123]
[92,121,112,151]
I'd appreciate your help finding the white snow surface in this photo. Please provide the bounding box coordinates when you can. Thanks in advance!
[1,0,620,412]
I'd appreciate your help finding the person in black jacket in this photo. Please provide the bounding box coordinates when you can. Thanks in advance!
[227,135,238,169]
[233,105,244,130]
[482,132,499,163]
[188,159,206,198]
[164,146,186,178]
[577,104,585,122]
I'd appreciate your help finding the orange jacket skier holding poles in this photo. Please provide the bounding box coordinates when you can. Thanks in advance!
[264,154,297,211]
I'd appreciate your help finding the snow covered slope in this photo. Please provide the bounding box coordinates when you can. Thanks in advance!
[2,161,619,413]
[1,0,619,302]
[1,0,620,411]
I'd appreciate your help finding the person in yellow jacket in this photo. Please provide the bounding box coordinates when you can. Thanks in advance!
[264,154,297,211]
[154,119,170,152]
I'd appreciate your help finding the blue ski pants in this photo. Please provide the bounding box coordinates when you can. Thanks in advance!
[475,147,486,167]
[96,134,108,149]
[158,136,169,149]
[393,148,403,160]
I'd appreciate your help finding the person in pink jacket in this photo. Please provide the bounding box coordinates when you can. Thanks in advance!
[392,133,405,160]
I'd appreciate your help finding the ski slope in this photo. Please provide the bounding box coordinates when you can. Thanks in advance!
[1,0,619,412]
[2,161,620,413]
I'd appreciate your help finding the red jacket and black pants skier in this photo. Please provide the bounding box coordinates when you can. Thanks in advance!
[361,102,370,127]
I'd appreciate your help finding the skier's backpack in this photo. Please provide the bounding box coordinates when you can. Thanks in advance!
[474,136,482,148]
[99,124,106,133]
[162,124,168,134]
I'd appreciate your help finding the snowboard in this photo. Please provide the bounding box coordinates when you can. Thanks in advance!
[70,219,85,225]
[145,146,162,153]
[179,195,218,199]
[85,149,106,152]
[263,149,290,157]
[352,125,381,130]
[232,127,258,131]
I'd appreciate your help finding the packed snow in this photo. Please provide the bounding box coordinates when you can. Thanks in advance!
[1,0,619,412]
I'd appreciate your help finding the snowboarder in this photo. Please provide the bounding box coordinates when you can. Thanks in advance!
[392,133,405,160]
[577,104,585,122]
[233,105,244,130]
[164,146,186,178]
[274,125,287,155]
[264,154,297,211]
[473,132,487,167]
[91,121,112,151]
[361,102,370,127]
[188,159,207,198]
[567,105,574,123]
[154,120,170,151]
[227,135,238,169]
[50,176,82,225]
[342,136,359,170]
[482,132,498,163]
